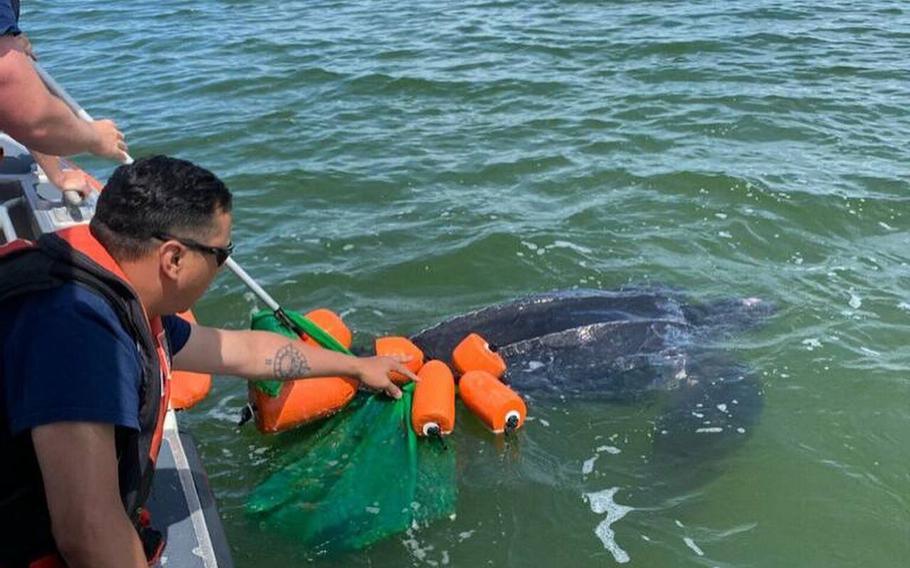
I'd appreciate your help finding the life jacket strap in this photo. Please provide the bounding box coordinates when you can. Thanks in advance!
[27,556,65,568]
[137,508,166,566]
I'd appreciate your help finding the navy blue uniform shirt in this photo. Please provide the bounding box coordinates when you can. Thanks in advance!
[0,1,20,36]
[0,282,191,434]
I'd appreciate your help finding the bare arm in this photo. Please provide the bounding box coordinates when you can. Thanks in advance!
[0,37,127,159]
[31,150,93,195]
[32,422,146,568]
[173,325,419,399]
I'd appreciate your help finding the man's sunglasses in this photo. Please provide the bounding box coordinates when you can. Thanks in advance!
[154,233,234,266]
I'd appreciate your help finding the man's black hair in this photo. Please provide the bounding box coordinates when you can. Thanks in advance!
[90,155,232,260]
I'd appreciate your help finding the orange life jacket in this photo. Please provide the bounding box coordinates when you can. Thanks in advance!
[0,225,170,566]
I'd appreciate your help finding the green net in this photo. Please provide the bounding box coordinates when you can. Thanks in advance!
[246,310,457,553]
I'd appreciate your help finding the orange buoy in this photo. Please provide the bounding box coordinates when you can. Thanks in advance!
[452,333,506,378]
[458,370,527,434]
[375,336,424,384]
[250,308,358,433]
[251,376,358,433]
[170,310,212,410]
[411,360,456,436]
[303,308,353,348]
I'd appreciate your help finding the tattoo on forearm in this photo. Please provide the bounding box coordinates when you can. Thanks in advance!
[265,344,311,379]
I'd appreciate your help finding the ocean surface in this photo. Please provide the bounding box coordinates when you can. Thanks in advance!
[27,0,910,566]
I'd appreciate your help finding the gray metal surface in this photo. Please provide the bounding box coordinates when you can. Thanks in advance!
[0,134,95,239]
[147,412,233,567]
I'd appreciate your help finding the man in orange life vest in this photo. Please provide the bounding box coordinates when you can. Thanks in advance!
[0,155,419,567]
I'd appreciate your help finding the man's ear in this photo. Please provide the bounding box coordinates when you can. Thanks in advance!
[159,242,183,279]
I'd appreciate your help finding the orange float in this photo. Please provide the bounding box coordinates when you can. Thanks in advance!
[249,308,358,433]
[303,308,352,348]
[251,375,359,433]
[410,360,455,436]
[452,333,506,378]
[375,336,424,384]
[169,310,212,410]
[458,370,527,434]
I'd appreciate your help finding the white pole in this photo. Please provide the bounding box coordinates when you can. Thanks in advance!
[33,63,286,312]
[223,257,281,312]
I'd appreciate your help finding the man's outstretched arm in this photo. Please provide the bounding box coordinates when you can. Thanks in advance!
[32,422,147,568]
[173,325,419,399]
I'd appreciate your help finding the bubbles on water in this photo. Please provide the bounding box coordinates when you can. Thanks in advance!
[519,239,592,258]
[802,337,822,351]
[247,444,270,467]
[848,290,862,309]
[401,527,450,566]
[457,530,475,543]
[683,536,705,556]
[205,393,246,424]
[242,291,261,319]
[551,240,593,254]
[584,487,634,564]
[583,445,624,476]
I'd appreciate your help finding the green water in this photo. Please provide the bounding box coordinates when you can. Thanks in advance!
[26,0,910,565]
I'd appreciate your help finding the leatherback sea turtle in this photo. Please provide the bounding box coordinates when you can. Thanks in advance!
[410,288,771,464]
[245,288,771,558]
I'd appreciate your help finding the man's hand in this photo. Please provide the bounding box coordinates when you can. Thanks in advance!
[31,150,94,196]
[52,168,93,194]
[89,119,129,162]
[352,354,419,399]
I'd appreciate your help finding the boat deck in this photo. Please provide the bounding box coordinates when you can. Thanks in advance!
[147,411,234,567]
